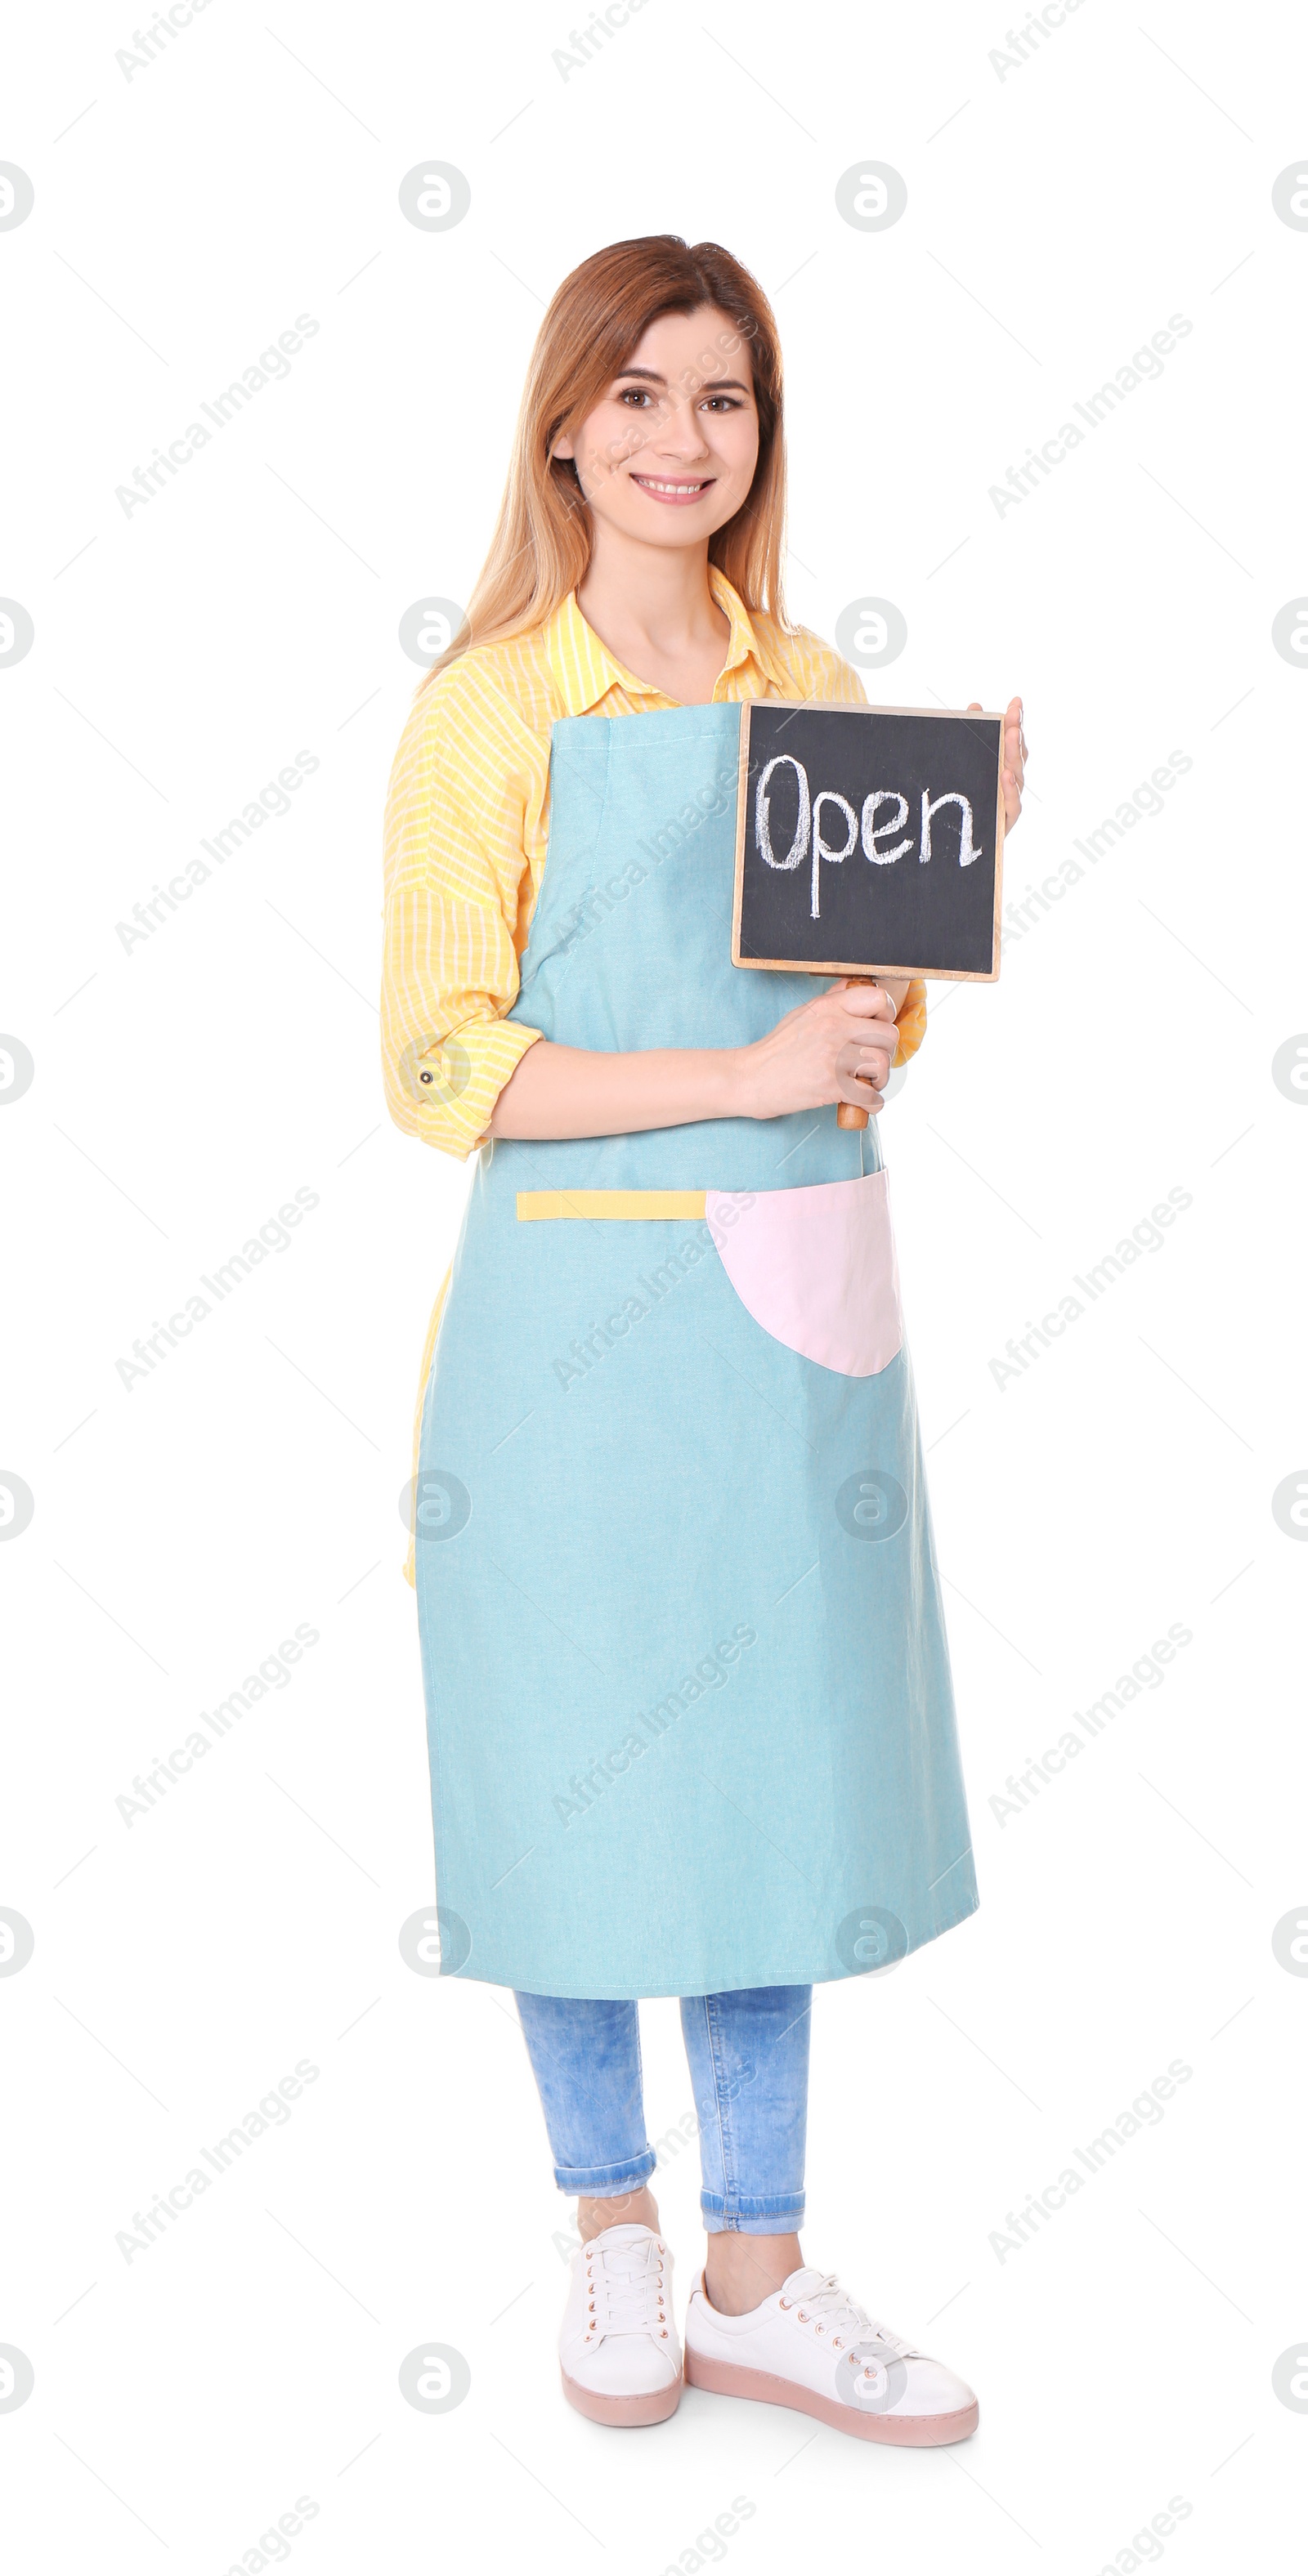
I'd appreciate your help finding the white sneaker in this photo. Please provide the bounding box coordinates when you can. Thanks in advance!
[559,2224,682,2426]
[684,2264,978,2446]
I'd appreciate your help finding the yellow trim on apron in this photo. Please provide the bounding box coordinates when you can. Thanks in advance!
[516,1188,708,1222]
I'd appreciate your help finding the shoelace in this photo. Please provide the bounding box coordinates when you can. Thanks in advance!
[583,2238,670,2341]
[779,2274,916,2356]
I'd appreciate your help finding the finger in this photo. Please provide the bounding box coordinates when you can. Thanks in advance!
[837,1069,884,1111]
[842,1020,894,1056]
[844,1032,890,1075]
[987,695,1028,792]
[849,1042,892,1085]
[839,983,897,1020]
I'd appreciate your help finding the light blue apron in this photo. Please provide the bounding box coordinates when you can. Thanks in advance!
[414,703,978,1999]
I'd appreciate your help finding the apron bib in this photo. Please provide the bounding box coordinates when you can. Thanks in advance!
[414,703,978,1999]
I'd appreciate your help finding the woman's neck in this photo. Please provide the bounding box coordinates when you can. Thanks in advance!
[576,530,730,704]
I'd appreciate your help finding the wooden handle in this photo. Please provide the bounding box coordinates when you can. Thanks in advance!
[836,976,879,1130]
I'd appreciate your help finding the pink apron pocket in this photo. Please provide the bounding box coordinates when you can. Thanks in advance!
[706,1172,903,1379]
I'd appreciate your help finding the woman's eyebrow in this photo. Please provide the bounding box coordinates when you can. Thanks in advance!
[611,366,751,392]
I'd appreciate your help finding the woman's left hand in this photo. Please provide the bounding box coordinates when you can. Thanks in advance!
[969,694,1026,830]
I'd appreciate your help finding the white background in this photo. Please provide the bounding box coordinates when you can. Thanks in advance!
[2,1,1306,2568]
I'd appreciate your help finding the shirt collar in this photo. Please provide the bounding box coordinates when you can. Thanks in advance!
[544,567,788,713]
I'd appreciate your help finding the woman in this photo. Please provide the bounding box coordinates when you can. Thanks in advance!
[382,235,1026,2444]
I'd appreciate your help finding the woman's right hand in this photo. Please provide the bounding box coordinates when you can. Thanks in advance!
[732,978,905,1122]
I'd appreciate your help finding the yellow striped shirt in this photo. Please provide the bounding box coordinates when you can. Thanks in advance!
[380,567,927,1161]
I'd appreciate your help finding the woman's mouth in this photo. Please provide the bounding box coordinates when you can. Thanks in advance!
[629,474,714,506]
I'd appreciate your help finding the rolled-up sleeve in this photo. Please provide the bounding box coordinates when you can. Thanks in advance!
[381,658,547,1160]
[892,981,927,1066]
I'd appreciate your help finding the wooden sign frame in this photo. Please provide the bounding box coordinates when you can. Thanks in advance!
[731,700,1007,982]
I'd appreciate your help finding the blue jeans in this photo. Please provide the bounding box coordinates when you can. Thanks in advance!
[515,1987,811,2234]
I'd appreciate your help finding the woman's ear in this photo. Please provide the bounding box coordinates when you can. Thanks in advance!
[552,432,575,461]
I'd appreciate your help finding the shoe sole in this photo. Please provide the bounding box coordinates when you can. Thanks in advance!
[683,2349,979,2446]
[561,2366,683,2427]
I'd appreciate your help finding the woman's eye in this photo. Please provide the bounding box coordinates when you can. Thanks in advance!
[703,395,742,412]
[619,388,652,406]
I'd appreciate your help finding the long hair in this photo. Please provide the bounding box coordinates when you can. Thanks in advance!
[421,235,787,686]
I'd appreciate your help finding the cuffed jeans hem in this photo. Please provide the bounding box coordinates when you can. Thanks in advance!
[554,2149,657,2196]
[701,2191,806,2234]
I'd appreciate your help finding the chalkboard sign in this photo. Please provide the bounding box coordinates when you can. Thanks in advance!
[732,703,1006,982]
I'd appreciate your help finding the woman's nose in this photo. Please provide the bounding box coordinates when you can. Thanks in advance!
[649,414,711,461]
[627,392,708,458]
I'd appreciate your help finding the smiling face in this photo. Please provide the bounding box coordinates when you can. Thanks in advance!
[553,305,761,555]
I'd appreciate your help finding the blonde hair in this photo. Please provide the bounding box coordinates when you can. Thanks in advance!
[422,235,788,686]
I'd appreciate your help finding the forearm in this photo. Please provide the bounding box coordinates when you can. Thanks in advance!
[489,1037,744,1140]
[489,974,916,1142]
